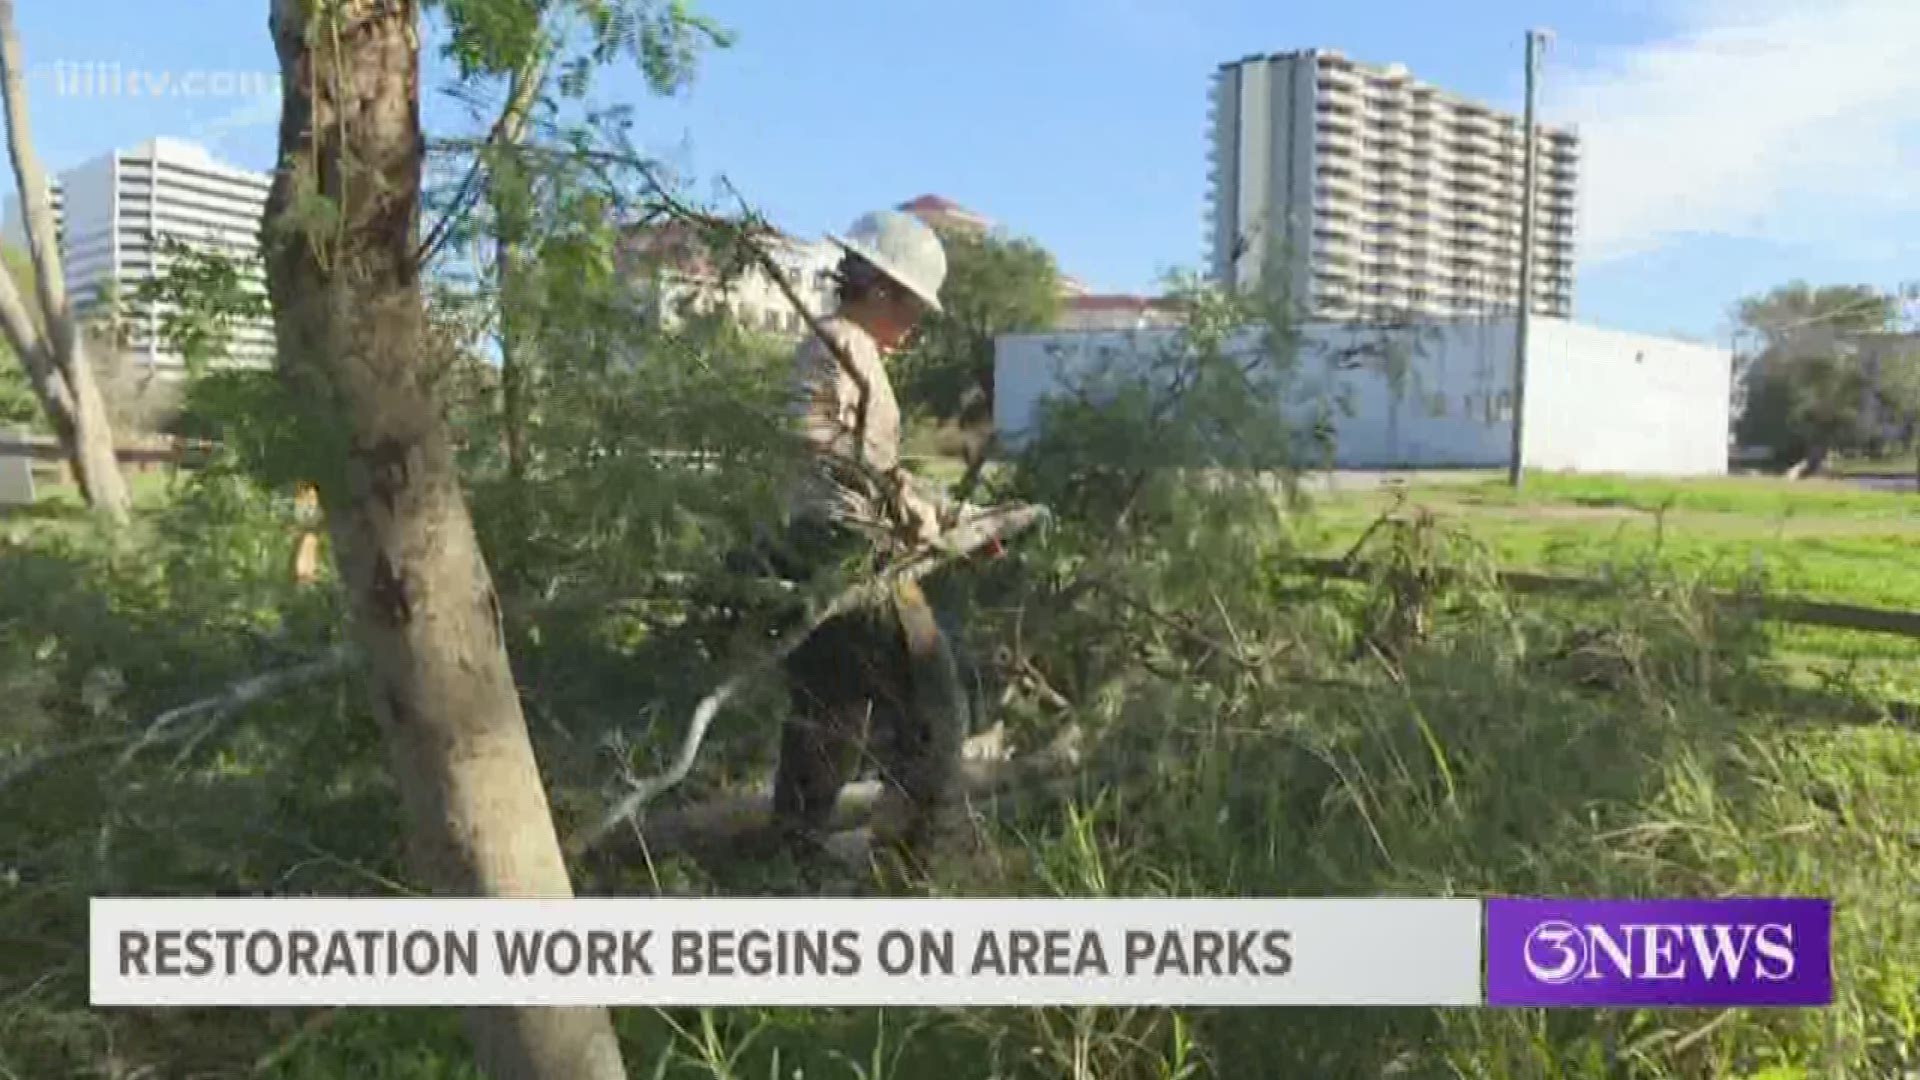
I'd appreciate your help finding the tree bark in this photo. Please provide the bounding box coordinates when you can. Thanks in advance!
[0,0,130,521]
[261,4,626,1079]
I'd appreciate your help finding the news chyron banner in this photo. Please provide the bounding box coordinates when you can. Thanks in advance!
[89,897,1832,1008]
[92,898,1483,1007]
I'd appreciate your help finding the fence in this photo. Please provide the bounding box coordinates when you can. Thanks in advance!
[0,434,213,473]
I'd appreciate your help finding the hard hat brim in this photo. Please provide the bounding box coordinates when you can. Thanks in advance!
[826,234,944,315]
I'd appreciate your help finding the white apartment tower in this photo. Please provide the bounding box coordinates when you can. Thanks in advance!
[1208,49,1579,323]
[3,137,274,373]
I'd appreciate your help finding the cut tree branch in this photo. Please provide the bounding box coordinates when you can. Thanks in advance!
[115,643,355,771]
[573,503,1050,855]
[0,735,127,798]
[585,722,1087,864]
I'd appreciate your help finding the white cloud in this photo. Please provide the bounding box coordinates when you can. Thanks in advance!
[1548,0,1920,263]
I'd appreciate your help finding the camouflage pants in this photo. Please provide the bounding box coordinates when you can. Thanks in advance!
[764,518,969,858]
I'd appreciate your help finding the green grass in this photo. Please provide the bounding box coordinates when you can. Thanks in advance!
[1299,474,1920,701]
[1451,471,1920,520]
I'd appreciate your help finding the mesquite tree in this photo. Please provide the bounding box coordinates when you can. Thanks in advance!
[262,1,626,1077]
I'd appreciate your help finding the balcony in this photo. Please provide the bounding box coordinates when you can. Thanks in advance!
[1315,218,1357,242]
[1450,174,1490,197]
[1318,62,1361,91]
[1317,115,1360,143]
[1318,171,1364,198]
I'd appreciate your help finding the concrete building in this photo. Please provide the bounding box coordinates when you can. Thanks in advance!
[1058,294,1187,332]
[620,194,1104,335]
[1208,49,1580,324]
[995,318,1730,476]
[2,137,274,373]
[618,220,840,338]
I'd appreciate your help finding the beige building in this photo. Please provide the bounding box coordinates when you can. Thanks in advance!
[1057,294,1185,331]
[618,220,840,339]
[621,195,1115,336]
[1208,49,1579,323]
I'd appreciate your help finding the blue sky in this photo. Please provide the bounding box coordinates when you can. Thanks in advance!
[13,0,1918,344]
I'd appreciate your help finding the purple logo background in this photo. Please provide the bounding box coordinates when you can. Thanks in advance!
[1485,898,1832,1007]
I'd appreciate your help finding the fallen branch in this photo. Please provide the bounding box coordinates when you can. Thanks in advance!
[0,735,127,798]
[115,643,355,771]
[573,503,1051,855]
[586,722,1085,863]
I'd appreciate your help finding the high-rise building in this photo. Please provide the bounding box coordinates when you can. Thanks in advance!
[1207,49,1580,323]
[2,137,274,373]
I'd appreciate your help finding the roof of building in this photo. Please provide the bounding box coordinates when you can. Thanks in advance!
[898,194,965,213]
[897,194,995,235]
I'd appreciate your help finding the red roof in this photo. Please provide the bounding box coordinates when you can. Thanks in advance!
[898,194,966,213]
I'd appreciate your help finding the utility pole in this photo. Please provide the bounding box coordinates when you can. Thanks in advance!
[1509,28,1550,488]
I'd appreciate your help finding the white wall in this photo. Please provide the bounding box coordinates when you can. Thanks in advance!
[995,317,1731,475]
[1521,320,1731,476]
[995,321,1516,469]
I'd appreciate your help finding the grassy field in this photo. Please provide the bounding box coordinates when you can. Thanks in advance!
[3,468,1917,1078]
[1293,472,1920,699]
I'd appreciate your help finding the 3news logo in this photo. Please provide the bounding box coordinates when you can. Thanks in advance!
[1485,898,1832,1007]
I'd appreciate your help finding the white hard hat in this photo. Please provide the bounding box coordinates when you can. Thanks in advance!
[827,209,947,314]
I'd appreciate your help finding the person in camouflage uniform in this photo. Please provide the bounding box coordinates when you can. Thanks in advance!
[769,209,972,862]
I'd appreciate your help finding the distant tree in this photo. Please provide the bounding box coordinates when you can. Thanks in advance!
[894,227,1062,431]
[1731,281,1900,474]
[1736,352,1869,472]
[1869,343,1920,482]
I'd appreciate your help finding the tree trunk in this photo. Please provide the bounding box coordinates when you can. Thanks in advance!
[58,334,130,516]
[0,0,130,521]
[261,4,627,1079]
